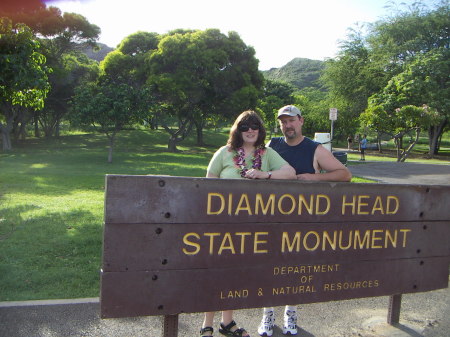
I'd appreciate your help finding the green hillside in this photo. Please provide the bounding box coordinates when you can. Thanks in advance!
[262,57,325,90]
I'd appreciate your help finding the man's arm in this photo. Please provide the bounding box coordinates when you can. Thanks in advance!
[297,145,352,182]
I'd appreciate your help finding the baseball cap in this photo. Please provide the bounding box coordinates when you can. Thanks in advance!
[277,105,302,118]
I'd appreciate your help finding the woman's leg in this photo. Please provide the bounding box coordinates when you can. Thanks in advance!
[201,312,215,336]
[221,310,233,325]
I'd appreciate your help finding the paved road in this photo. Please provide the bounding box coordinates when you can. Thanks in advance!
[1,288,449,337]
[348,161,450,186]
[1,161,449,337]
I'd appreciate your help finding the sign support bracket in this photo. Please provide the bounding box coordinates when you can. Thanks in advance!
[387,294,402,324]
[163,314,179,337]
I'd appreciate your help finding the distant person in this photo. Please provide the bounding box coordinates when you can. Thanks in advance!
[203,110,295,337]
[347,135,353,151]
[355,134,361,152]
[257,105,352,337]
[360,134,368,161]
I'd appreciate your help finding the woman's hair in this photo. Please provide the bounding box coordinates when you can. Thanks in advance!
[227,110,267,150]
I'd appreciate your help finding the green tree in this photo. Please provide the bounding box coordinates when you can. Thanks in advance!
[385,48,449,156]
[70,79,149,163]
[361,102,439,162]
[0,18,50,150]
[366,1,449,154]
[100,31,159,129]
[257,79,295,137]
[36,9,101,137]
[148,29,263,151]
[321,26,386,119]
[322,1,449,152]
[1,2,101,139]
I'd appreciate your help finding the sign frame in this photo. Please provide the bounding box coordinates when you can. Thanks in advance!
[101,175,450,322]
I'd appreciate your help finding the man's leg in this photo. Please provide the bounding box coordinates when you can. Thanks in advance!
[258,307,275,336]
[283,305,298,335]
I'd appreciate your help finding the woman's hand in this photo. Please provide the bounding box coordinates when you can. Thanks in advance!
[245,169,268,179]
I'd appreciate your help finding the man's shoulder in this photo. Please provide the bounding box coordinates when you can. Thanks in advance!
[268,137,285,147]
[270,136,284,142]
[303,137,320,148]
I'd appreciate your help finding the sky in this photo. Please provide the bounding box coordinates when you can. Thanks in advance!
[46,0,440,70]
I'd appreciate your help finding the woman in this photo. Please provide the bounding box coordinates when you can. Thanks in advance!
[201,110,295,337]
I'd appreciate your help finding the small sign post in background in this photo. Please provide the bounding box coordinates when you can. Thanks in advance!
[329,108,338,147]
[101,175,450,336]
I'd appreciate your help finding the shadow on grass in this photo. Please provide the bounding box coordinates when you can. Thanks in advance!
[0,208,102,301]
[1,131,214,196]
[0,203,42,240]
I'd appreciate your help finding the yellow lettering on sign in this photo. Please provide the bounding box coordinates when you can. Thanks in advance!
[342,195,356,215]
[220,289,249,299]
[218,233,236,255]
[182,233,200,255]
[354,230,370,249]
[371,229,384,248]
[254,232,269,253]
[400,229,411,247]
[303,231,320,251]
[298,194,314,215]
[207,193,225,215]
[372,196,384,214]
[204,232,221,255]
[281,231,301,252]
[341,195,400,215]
[316,194,330,214]
[255,193,275,215]
[278,194,296,215]
[280,229,410,253]
[235,194,252,215]
[235,232,251,254]
[323,280,380,291]
[387,196,400,214]
[357,195,370,214]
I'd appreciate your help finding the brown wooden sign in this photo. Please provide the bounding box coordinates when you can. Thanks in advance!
[100,175,450,318]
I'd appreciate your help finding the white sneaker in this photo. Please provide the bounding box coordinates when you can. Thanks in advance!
[257,310,274,336]
[282,310,298,335]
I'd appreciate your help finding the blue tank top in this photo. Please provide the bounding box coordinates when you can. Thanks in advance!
[269,137,319,174]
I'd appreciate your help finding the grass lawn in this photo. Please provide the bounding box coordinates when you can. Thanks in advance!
[1,128,447,301]
[0,129,223,301]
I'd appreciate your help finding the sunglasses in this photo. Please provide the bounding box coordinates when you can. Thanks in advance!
[239,124,260,132]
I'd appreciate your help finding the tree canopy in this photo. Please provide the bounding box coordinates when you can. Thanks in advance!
[148,29,263,150]
[321,1,449,156]
[0,18,50,150]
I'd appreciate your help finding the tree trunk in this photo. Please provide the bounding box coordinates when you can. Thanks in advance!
[428,119,447,156]
[34,113,40,138]
[168,136,178,152]
[376,132,382,153]
[55,119,60,137]
[0,105,15,151]
[399,128,420,162]
[107,133,116,163]
[162,117,193,152]
[194,120,204,146]
[0,122,13,151]
[394,138,401,162]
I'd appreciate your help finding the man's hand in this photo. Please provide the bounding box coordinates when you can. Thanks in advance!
[297,173,320,181]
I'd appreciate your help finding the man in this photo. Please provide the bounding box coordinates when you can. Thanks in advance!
[360,134,367,161]
[257,105,352,337]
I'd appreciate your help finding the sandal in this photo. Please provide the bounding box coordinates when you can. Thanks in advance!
[200,326,214,337]
[219,320,250,337]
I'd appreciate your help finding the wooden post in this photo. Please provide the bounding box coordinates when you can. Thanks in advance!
[163,314,179,337]
[387,294,402,325]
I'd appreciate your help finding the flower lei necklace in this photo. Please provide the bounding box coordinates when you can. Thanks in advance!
[233,147,265,177]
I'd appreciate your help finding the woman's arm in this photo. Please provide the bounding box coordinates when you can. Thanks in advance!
[244,164,296,180]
